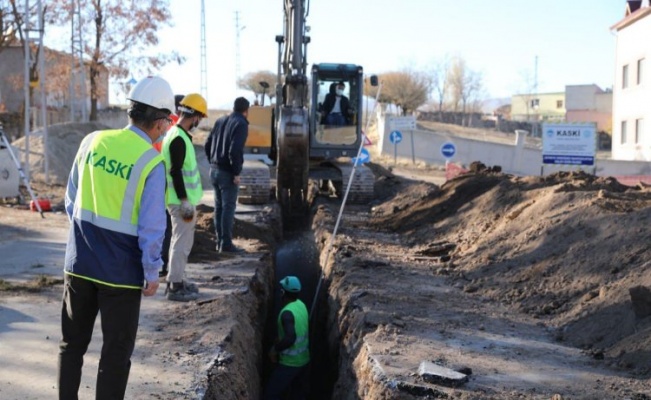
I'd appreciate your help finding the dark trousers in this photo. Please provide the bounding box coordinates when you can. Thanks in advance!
[263,363,309,400]
[58,274,142,400]
[210,168,239,249]
[161,209,172,273]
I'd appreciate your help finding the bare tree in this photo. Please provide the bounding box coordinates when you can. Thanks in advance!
[449,56,483,126]
[516,69,539,122]
[430,55,450,120]
[375,69,430,115]
[51,0,182,120]
[237,70,276,104]
[0,1,20,52]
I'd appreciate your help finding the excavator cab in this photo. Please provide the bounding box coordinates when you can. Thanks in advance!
[239,1,375,221]
[310,63,365,159]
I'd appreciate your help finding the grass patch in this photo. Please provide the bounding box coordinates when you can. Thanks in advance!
[0,275,63,292]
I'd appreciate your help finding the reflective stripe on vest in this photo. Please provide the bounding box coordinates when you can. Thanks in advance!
[74,129,163,236]
[280,334,309,356]
[162,126,203,205]
[278,299,310,367]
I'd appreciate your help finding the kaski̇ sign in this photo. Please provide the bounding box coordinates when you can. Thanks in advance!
[542,123,596,166]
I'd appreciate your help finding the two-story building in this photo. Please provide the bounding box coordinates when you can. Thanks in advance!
[564,84,613,133]
[0,46,108,120]
[510,91,566,123]
[611,1,651,160]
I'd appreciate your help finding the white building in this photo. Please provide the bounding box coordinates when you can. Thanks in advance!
[611,1,651,160]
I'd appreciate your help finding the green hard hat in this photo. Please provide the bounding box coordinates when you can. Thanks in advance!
[279,276,301,293]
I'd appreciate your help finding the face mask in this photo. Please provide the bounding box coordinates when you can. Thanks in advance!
[336,89,344,96]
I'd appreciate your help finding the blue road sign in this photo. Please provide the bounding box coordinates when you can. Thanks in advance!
[441,142,456,159]
[352,148,370,166]
[389,130,403,144]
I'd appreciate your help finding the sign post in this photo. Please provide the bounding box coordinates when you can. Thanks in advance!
[541,123,596,174]
[389,130,403,165]
[440,141,457,173]
[351,147,370,166]
[440,141,456,160]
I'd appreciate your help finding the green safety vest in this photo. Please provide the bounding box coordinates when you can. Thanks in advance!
[162,126,203,205]
[70,129,164,288]
[278,299,310,367]
[76,129,162,235]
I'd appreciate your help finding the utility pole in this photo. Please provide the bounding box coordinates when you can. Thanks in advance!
[23,0,31,182]
[200,0,208,100]
[533,55,538,137]
[36,0,48,183]
[234,11,245,92]
[70,0,87,122]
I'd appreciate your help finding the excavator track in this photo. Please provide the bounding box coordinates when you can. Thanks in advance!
[238,160,271,205]
[331,162,375,204]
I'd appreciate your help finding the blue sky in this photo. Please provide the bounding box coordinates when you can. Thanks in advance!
[58,0,629,108]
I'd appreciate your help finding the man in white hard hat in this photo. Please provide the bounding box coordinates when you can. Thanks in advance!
[161,93,208,302]
[57,76,174,400]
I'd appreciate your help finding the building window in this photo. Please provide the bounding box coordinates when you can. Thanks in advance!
[638,58,645,85]
[556,100,563,108]
[621,120,628,144]
[623,64,629,88]
[636,118,644,144]
[530,98,539,109]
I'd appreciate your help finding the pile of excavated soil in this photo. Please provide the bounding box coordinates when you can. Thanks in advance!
[12,122,110,186]
[190,204,280,263]
[371,169,651,375]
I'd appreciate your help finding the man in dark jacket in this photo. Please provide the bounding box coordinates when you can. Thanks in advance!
[321,81,350,126]
[204,97,250,253]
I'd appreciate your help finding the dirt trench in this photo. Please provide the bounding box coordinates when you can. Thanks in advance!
[193,166,651,399]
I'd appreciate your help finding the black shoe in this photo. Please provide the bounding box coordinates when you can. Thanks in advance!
[158,268,168,278]
[220,244,245,253]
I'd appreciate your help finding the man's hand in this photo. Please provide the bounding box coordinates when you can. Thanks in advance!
[142,281,159,296]
[180,199,194,222]
[233,175,241,186]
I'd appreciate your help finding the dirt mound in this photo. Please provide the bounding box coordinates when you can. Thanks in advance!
[12,122,110,185]
[371,169,651,374]
[190,204,279,263]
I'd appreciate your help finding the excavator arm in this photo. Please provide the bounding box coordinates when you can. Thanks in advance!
[275,0,312,221]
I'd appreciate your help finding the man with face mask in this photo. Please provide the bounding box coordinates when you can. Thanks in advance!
[322,81,350,126]
[161,93,207,301]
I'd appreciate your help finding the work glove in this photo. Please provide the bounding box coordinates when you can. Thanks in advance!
[180,200,194,222]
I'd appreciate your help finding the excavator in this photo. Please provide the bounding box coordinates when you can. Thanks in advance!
[240,0,376,224]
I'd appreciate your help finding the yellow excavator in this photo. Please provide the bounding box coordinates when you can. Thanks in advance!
[239,0,376,224]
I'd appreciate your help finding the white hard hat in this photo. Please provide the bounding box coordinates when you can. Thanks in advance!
[127,76,175,113]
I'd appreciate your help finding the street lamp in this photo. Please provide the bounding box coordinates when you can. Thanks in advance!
[259,81,270,106]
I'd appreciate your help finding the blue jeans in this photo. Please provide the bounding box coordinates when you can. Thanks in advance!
[210,168,239,249]
[325,112,345,126]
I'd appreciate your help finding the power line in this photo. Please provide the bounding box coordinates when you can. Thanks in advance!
[200,0,207,99]
[70,0,87,122]
[234,11,245,91]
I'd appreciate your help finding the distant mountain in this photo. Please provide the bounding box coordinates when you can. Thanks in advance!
[482,97,510,114]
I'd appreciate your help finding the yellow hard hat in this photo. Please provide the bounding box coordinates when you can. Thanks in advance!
[179,93,208,116]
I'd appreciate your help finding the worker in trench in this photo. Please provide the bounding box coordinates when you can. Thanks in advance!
[57,76,174,399]
[161,93,208,302]
[263,276,311,400]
